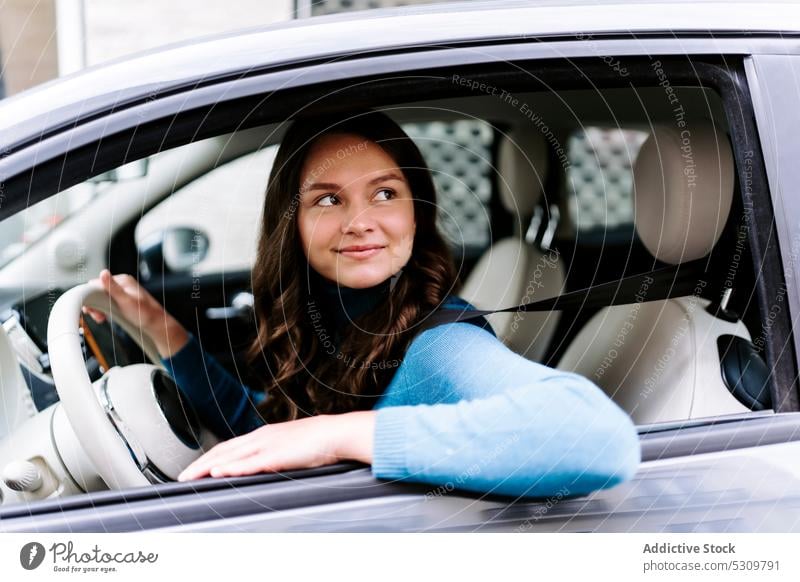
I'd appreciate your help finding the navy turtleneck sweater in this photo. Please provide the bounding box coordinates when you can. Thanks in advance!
[307,268,396,340]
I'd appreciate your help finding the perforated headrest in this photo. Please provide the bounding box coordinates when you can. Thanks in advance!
[497,128,549,217]
[633,124,734,264]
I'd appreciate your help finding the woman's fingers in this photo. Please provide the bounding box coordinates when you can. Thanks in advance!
[208,453,279,478]
[178,430,270,481]
[178,449,257,481]
[94,270,148,322]
[98,269,112,289]
[103,270,128,300]
[187,442,244,471]
[111,273,139,294]
[179,449,261,481]
[84,272,114,321]
[81,306,107,324]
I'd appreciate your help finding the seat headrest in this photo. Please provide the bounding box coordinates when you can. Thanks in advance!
[497,128,548,217]
[633,124,734,264]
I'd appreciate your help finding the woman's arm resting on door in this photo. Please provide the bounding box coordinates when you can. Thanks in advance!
[370,323,641,498]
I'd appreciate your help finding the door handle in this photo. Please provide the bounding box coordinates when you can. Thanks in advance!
[205,292,254,320]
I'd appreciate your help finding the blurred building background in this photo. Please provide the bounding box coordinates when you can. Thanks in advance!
[0,0,457,98]
[0,0,59,96]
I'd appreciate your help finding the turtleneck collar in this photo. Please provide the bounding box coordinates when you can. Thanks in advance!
[308,268,401,331]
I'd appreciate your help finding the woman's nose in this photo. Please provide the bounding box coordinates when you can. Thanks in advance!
[341,201,375,234]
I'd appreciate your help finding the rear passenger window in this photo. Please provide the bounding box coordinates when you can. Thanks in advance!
[566,127,648,232]
[403,120,494,259]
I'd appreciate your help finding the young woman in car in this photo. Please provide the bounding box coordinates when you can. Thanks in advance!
[85,110,640,498]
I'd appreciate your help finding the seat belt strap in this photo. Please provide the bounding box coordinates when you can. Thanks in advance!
[422,258,710,329]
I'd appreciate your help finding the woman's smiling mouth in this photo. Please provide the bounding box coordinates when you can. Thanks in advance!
[336,244,387,260]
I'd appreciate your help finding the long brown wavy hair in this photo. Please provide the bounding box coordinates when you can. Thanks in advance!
[246,110,459,423]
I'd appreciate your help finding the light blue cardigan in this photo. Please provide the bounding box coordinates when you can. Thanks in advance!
[162,296,640,498]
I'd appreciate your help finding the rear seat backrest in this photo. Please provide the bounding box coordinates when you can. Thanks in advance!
[460,128,564,362]
[557,124,759,424]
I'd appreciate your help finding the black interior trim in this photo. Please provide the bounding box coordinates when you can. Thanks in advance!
[723,66,799,411]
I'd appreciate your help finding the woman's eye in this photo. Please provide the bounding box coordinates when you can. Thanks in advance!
[374,189,396,201]
[316,194,339,207]
[315,189,394,206]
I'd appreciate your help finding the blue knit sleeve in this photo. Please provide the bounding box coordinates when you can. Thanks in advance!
[160,334,266,439]
[370,322,641,498]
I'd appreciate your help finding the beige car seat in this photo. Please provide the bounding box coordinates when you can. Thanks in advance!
[558,123,760,424]
[460,128,564,362]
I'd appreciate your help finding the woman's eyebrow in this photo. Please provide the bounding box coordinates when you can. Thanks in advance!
[366,172,405,186]
[304,172,405,193]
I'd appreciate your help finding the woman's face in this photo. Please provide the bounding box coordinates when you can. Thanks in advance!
[297,133,416,289]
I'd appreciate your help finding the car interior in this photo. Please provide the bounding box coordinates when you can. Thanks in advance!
[0,66,782,506]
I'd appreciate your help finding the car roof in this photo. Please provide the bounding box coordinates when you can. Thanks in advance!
[1,0,799,153]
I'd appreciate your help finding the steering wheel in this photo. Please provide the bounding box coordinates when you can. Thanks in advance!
[47,284,218,490]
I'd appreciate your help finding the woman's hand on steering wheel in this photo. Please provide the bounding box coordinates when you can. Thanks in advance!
[83,269,190,358]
